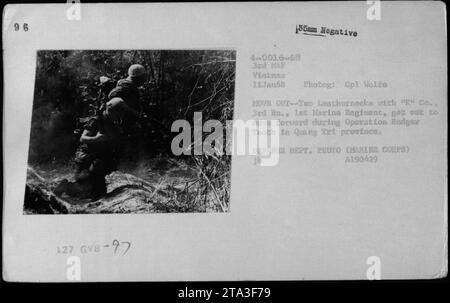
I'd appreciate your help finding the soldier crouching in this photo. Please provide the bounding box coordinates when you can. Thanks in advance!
[55,116,116,200]
[55,63,146,201]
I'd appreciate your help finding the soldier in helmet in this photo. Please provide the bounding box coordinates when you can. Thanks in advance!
[55,64,148,200]
[104,64,147,127]
[102,64,148,162]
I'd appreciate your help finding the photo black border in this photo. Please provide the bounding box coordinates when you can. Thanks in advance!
[1,0,448,295]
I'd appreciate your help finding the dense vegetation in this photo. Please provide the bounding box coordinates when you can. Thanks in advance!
[28,50,235,212]
[30,50,235,162]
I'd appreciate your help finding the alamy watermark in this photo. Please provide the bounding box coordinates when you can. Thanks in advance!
[367,1,381,21]
[366,256,382,280]
[66,256,81,281]
[171,112,280,166]
[66,0,81,21]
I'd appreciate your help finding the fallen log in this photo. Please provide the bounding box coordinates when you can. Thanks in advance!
[25,167,73,214]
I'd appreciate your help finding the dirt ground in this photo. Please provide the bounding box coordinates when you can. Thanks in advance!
[24,157,223,214]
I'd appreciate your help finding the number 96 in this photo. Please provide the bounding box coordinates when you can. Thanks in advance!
[14,23,28,31]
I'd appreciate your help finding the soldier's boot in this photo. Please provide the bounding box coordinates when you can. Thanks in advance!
[55,178,94,199]
[54,179,69,196]
[67,181,94,198]
[90,177,107,201]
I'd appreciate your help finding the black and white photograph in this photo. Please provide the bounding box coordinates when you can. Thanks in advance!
[24,50,236,214]
[2,2,447,284]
